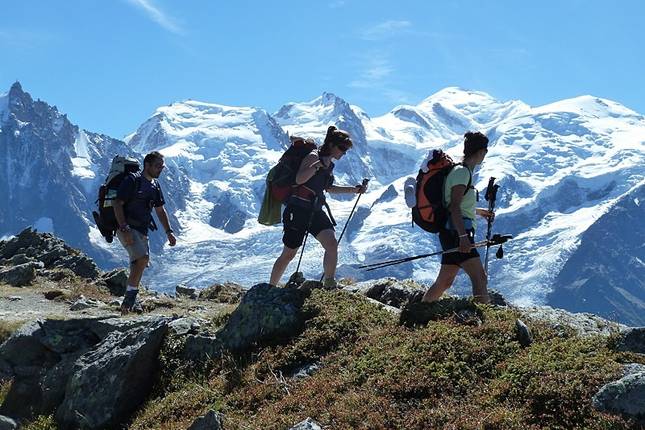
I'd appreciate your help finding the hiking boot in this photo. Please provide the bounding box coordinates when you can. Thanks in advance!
[121,290,143,315]
[286,271,306,289]
[408,289,425,304]
[322,278,338,290]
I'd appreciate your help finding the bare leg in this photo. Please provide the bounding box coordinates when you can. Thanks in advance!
[269,245,299,286]
[315,229,338,280]
[128,255,149,287]
[422,264,460,302]
[460,257,489,304]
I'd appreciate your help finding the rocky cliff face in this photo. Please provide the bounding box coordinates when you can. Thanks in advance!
[549,183,645,326]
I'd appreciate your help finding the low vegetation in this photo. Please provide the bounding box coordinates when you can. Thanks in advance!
[129,289,636,430]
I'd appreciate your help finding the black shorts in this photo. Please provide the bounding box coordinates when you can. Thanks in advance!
[439,229,480,266]
[282,205,334,249]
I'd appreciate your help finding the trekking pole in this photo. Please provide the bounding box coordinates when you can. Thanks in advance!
[319,178,369,282]
[292,196,319,279]
[338,178,369,245]
[359,234,513,272]
[484,177,500,274]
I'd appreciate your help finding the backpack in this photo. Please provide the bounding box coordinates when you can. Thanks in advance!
[258,136,318,226]
[92,156,140,243]
[409,149,471,233]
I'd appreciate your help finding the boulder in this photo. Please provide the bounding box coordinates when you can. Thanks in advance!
[199,282,244,303]
[592,371,645,424]
[56,318,168,430]
[184,283,309,362]
[350,278,424,308]
[0,316,168,423]
[0,415,17,430]
[0,262,40,287]
[614,327,645,354]
[519,305,625,337]
[289,417,323,430]
[187,410,223,430]
[100,269,128,296]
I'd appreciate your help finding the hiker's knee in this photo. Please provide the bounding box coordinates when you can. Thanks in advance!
[131,255,149,268]
[281,247,298,261]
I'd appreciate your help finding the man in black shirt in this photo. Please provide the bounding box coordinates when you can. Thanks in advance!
[113,151,176,313]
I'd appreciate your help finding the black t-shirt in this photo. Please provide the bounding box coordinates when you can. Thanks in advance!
[117,173,165,235]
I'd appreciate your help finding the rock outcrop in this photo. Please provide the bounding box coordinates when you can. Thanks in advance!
[0,228,100,280]
[0,316,169,429]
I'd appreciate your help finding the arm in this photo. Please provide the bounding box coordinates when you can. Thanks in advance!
[155,205,176,246]
[113,199,134,245]
[295,153,325,185]
[448,185,472,252]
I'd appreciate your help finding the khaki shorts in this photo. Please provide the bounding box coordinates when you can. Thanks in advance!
[116,229,150,265]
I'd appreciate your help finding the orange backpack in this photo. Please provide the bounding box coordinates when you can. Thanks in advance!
[411,150,471,233]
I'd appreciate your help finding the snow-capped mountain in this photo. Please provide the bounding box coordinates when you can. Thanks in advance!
[0,82,181,267]
[1,83,643,325]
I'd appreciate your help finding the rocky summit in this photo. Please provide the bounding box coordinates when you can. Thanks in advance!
[0,232,644,429]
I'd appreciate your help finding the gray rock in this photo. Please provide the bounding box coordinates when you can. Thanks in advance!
[199,282,245,303]
[4,253,34,266]
[489,289,508,306]
[56,318,168,430]
[289,417,323,430]
[100,269,128,296]
[184,283,309,362]
[290,362,321,379]
[614,327,645,354]
[0,229,100,280]
[69,298,96,311]
[623,363,645,377]
[353,278,424,308]
[519,305,625,337]
[176,284,198,299]
[7,296,21,302]
[515,319,533,347]
[187,410,223,430]
[0,262,38,287]
[592,371,645,423]
[168,317,202,336]
[0,316,168,422]
[0,415,17,430]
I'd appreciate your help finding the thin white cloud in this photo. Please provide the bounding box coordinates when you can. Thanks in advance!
[125,0,183,35]
[348,54,394,89]
[360,20,412,41]
[329,0,346,8]
[347,52,412,104]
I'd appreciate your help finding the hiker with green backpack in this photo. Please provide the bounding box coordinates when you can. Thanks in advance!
[266,126,368,288]
[417,132,494,304]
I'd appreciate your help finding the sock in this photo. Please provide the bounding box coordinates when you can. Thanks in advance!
[126,285,139,292]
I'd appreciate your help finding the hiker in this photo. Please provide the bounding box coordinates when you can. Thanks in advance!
[113,151,176,313]
[269,126,368,288]
[422,132,494,304]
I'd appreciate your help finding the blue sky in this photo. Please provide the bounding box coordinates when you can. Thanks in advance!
[1,1,643,138]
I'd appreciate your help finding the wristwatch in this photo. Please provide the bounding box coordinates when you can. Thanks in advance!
[166,229,174,235]
[119,224,131,233]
